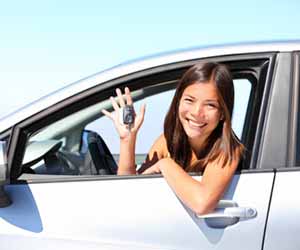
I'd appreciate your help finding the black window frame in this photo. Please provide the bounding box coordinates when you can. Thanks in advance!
[292,52,300,166]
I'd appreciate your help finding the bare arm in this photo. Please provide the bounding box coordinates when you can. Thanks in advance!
[144,153,240,215]
[118,133,138,175]
[101,87,145,175]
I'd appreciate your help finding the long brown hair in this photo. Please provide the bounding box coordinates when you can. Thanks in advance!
[164,62,244,171]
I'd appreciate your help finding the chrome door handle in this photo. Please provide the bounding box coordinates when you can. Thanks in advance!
[197,206,257,219]
[195,200,257,228]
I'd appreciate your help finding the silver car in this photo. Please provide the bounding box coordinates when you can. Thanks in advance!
[0,41,299,250]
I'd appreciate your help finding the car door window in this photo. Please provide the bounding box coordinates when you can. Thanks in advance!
[18,59,265,178]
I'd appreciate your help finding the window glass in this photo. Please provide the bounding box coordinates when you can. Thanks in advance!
[232,79,252,138]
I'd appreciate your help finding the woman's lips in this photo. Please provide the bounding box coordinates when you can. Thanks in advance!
[187,119,206,128]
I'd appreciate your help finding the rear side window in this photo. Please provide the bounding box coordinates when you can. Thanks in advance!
[232,79,252,138]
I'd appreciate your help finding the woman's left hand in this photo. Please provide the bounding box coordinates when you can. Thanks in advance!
[141,158,173,174]
[141,161,161,174]
[101,87,145,140]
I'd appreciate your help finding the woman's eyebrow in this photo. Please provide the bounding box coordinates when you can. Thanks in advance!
[205,99,219,102]
[182,94,195,99]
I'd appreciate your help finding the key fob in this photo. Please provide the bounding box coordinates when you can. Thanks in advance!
[123,105,135,125]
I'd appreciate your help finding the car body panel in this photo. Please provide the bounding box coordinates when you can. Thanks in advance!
[0,173,274,250]
[257,52,292,169]
[264,170,300,250]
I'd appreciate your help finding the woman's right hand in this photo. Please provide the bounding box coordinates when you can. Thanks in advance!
[101,87,146,140]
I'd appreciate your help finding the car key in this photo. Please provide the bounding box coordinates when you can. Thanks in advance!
[123,105,135,132]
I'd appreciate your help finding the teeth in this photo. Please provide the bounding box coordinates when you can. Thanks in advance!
[188,120,205,127]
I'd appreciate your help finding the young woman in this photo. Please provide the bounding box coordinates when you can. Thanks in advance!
[102,62,244,215]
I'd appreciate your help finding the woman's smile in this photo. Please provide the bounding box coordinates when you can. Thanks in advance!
[182,117,208,137]
[187,118,207,129]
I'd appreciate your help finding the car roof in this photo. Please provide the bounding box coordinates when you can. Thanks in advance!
[1,40,300,133]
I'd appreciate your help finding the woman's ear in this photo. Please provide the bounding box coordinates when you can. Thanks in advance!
[220,113,224,121]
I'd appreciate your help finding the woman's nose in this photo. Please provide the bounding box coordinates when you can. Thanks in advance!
[191,104,206,118]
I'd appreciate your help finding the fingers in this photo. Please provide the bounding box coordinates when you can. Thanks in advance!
[135,103,146,129]
[141,165,160,175]
[116,88,126,108]
[101,109,113,120]
[104,87,138,124]
[110,96,120,112]
[115,87,133,107]
[125,87,133,105]
[140,103,146,117]
[141,167,151,174]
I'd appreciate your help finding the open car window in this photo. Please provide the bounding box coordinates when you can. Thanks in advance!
[18,57,269,179]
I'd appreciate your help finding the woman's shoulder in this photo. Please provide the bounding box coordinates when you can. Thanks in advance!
[138,134,169,174]
[151,134,169,158]
[155,133,167,145]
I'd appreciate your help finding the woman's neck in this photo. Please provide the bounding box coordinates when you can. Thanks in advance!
[189,135,209,157]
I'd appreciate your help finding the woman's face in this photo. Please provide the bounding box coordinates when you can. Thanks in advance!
[178,81,222,144]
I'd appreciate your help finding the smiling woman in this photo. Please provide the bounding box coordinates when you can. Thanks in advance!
[102,62,244,214]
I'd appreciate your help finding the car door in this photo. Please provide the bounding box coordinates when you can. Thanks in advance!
[263,52,300,250]
[0,52,279,250]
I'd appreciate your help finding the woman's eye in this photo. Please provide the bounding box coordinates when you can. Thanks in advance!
[184,98,193,103]
[207,103,218,109]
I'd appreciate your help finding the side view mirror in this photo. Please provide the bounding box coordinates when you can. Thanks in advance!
[0,140,12,207]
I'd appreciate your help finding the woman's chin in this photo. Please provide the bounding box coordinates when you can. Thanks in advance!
[184,129,205,139]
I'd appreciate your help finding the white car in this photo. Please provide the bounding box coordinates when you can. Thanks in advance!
[0,41,300,250]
